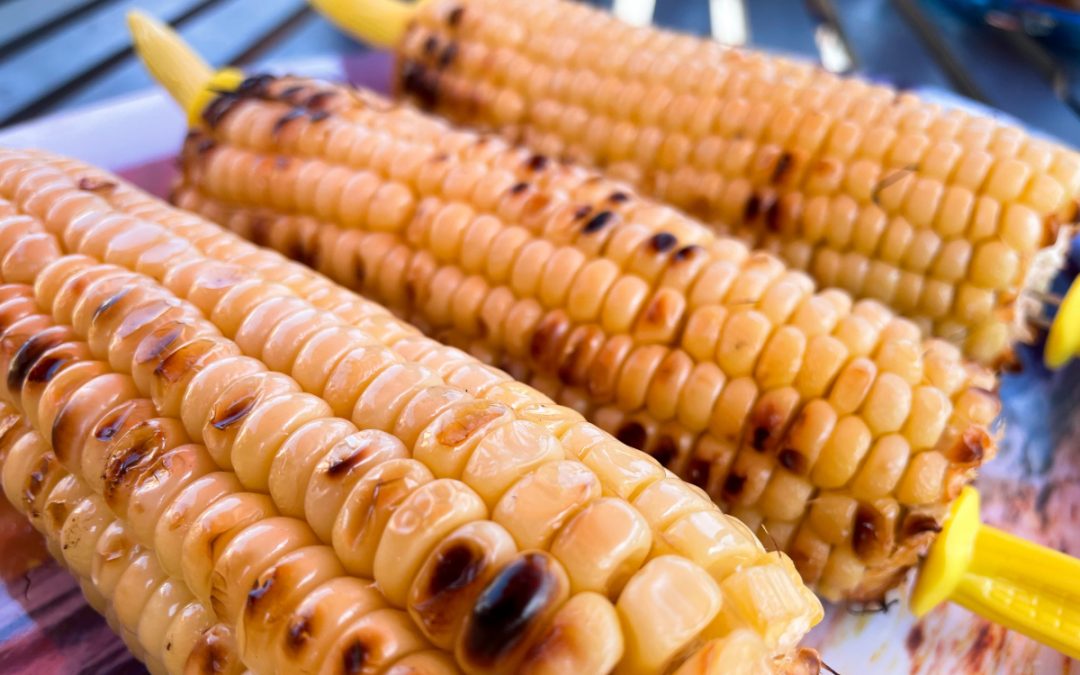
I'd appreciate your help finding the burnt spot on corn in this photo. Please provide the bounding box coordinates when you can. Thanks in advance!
[400,60,440,109]
[871,163,918,206]
[202,93,242,129]
[273,107,308,135]
[529,313,570,368]
[744,194,762,222]
[901,513,942,539]
[778,448,806,474]
[285,614,313,652]
[237,73,276,97]
[749,403,785,452]
[423,35,440,56]
[672,245,701,262]
[103,423,169,501]
[582,210,614,234]
[77,177,117,192]
[91,287,133,324]
[438,43,459,69]
[648,232,678,253]
[436,405,505,447]
[153,338,215,384]
[211,392,258,430]
[461,553,558,667]
[135,324,184,365]
[771,151,794,184]
[8,329,68,394]
[852,504,889,560]
[686,458,711,488]
[723,472,746,496]
[652,436,677,467]
[572,205,592,220]
[413,542,488,636]
[429,543,483,596]
[509,182,530,195]
[764,196,784,232]
[447,5,465,26]
[304,91,336,110]
[615,421,646,450]
[324,438,379,477]
[949,428,991,465]
[93,401,146,443]
[246,572,275,612]
[277,84,307,103]
[525,154,549,172]
[608,191,630,204]
[26,354,69,385]
[342,641,369,674]
[189,625,234,674]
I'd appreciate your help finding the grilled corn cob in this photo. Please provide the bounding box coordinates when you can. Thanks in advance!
[0,146,822,674]
[312,0,1080,368]
[125,20,997,604]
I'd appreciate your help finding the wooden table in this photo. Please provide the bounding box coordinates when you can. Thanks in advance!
[0,0,1079,143]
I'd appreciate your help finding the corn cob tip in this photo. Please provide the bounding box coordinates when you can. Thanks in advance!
[309,0,422,49]
[1045,279,1080,369]
[127,11,244,126]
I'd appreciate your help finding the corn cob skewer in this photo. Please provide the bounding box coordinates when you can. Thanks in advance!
[312,0,1080,369]
[125,12,998,605]
[0,135,822,673]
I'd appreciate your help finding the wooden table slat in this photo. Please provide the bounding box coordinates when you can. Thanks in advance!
[0,0,101,52]
[0,0,215,123]
[62,0,307,109]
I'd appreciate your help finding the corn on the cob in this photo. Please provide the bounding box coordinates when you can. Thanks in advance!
[0,146,822,674]
[312,0,1080,368]
[123,59,1000,602]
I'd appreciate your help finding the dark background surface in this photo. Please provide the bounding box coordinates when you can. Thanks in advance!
[0,0,1079,143]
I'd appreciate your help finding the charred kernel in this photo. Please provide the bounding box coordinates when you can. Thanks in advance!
[462,553,558,667]
[901,513,942,539]
[648,232,678,252]
[723,473,746,495]
[304,91,336,110]
[446,5,465,26]
[615,421,646,450]
[137,325,184,365]
[93,403,141,442]
[778,448,806,474]
[195,138,217,155]
[202,93,242,128]
[247,575,274,608]
[77,177,116,192]
[764,198,783,232]
[428,543,484,596]
[608,191,630,203]
[237,73,276,96]
[509,182,530,195]
[751,427,770,451]
[582,210,614,233]
[423,35,439,55]
[749,404,784,451]
[278,85,307,102]
[401,61,439,108]
[950,428,990,464]
[438,44,459,68]
[26,355,68,384]
[851,504,885,559]
[744,195,762,222]
[8,329,67,393]
[437,407,505,446]
[525,154,549,172]
[342,641,369,674]
[572,205,592,220]
[672,245,701,262]
[772,151,794,184]
[286,615,313,652]
[273,107,308,135]
[92,287,133,323]
[211,392,258,430]
[651,436,677,467]
[686,458,711,488]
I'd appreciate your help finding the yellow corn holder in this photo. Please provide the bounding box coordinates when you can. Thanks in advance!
[911,487,1080,660]
[128,10,1080,659]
